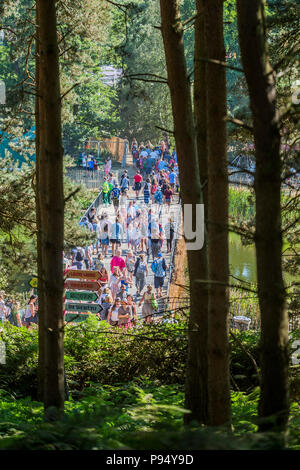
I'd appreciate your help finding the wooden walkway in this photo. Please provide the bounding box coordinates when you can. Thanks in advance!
[91,162,182,318]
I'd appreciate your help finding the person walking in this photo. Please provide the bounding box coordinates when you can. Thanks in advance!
[125,250,136,284]
[163,184,173,208]
[118,304,132,330]
[98,221,110,257]
[143,178,151,204]
[133,170,143,199]
[107,298,121,326]
[110,249,126,273]
[24,295,38,327]
[127,294,137,326]
[138,285,156,324]
[0,294,7,324]
[104,157,111,177]
[73,246,85,270]
[109,267,122,300]
[152,252,167,298]
[121,136,129,169]
[133,253,148,297]
[111,183,121,213]
[165,217,175,253]
[110,217,123,257]
[102,178,110,205]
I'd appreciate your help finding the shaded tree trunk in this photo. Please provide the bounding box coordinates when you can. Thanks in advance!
[236,0,289,432]
[184,0,209,425]
[38,0,65,418]
[159,0,206,424]
[204,0,231,426]
[35,0,45,404]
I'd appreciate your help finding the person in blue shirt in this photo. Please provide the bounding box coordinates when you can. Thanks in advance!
[154,186,163,205]
[168,170,177,190]
[110,217,124,257]
[88,159,94,171]
[145,155,155,176]
[121,174,129,194]
[157,159,166,172]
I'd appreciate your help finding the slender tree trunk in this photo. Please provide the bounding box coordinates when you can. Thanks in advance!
[35,0,45,404]
[39,0,65,418]
[159,0,206,424]
[184,0,209,425]
[236,0,289,432]
[204,0,231,426]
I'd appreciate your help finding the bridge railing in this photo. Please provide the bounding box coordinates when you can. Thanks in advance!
[162,200,183,315]
[79,190,103,224]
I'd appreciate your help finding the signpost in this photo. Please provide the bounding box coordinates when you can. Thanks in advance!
[65,302,103,314]
[28,277,38,288]
[65,313,91,323]
[64,270,103,323]
[65,291,98,302]
[64,280,100,291]
[65,270,102,281]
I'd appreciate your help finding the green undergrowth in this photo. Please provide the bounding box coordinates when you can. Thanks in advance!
[0,317,299,401]
[0,319,299,450]
[0,381,299,450]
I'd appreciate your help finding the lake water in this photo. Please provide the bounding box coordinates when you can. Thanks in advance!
[229,233,296,285]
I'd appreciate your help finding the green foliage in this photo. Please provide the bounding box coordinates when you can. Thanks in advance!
[0,155,97,294]
[229,185,255,225]
[0,379,299,450]
[0,320,299,450]
[1,318,299,402]
[0,323,38,398]
[64,316,187,390]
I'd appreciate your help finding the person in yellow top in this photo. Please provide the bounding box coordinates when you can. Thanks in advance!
[102,178,110,205]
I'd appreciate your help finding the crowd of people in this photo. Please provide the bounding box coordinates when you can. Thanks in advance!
[0,137,180,330]
[0,292,38,327]
[70,201,175,327]
[69,137,180,327]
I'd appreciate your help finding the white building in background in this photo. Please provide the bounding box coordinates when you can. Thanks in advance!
[0,30,4,44]
[100,65,122,87]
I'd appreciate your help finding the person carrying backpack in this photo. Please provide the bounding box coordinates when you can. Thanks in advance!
[111,183,121,213]
[73,246,85,270]
[151,252,167,298]
[133,254,148,297]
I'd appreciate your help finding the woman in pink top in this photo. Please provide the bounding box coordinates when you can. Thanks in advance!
[110,249,126,273]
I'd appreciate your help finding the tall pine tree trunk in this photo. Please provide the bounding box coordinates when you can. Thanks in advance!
[237,0,289,431]
[184,0,209,425]
[204,0,231,426]
[38,0,65,418]
[35,0,45,403]
[159,0,206,423]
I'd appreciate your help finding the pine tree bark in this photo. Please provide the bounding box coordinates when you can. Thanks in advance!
[38,0,65,418]
[184,0,209,425]
[236,0,289,431]
[204,0,231,426]
[35,0,45,404]
[159,0,207,424]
